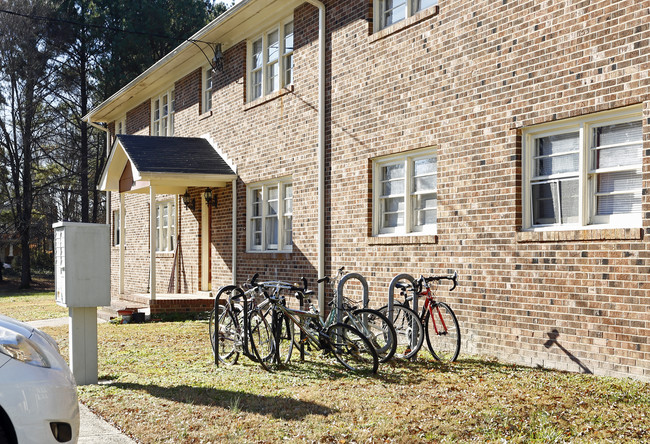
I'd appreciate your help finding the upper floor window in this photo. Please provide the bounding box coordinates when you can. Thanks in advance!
[202,66,213,113]
[155,199,176,252]
[522,106,642,230]
[375,0,438,31]
[373,148,437,235]
[247,18,294,102]
[247,178,292,252]
[152,89,175,136]
[116,116,126,135]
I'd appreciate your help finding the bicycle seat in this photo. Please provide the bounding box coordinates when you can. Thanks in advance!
[304,290,315,296]
[395,282,410,290]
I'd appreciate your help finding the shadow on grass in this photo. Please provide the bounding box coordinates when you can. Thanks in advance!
[110,381,335,420]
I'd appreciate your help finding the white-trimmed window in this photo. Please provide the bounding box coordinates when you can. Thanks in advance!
[247,179,293,252]
[155,200,176,252]
[374,0,438,31]
[373,148,437,235]
[247,17,294,102]
[116,116,126,135]
[523,106,642,230]
[151,89,175,136]
[202,66,213,113]
[112,209,121,246]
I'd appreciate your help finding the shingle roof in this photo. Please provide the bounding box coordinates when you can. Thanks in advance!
[116,135,235,176]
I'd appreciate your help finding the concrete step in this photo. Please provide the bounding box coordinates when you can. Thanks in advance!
[97,298,149,322]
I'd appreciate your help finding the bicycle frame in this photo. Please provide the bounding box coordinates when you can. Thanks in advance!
[418,286,449,336]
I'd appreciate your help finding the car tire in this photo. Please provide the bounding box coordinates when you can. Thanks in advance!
[0,423,13,444]
[0,409,16,444]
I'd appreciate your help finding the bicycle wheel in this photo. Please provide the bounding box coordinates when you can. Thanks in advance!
[273,310,294,364]
[209,304,240,365]
[326,323,379,374]
[247,308,274,369]
[424,302,461,363]
[378,303,424,359]
[346,308,397,363]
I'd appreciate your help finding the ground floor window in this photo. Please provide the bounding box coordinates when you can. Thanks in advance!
[112,209,120,246]
[156,200,176,252]
[373,148,437,236]
[522,105,642,229]
[247,178,292,252]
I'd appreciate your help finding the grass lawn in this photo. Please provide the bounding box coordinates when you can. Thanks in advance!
[0,274,67,321]
[2,287,649,443]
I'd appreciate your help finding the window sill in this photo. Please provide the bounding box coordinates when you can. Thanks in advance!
[369,6,439,43]
[516,228,643,243]
[244,250,293,258]
[368,234,438,246]
[155,252,175,258]
[199,110,213,120]
[243,85,294,111]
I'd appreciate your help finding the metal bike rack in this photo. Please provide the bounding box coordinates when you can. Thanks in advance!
[387,273,419,352]
[336,272,369,323]
[387,273,417,319]
[213,286,250,367]
[213,290,221,366]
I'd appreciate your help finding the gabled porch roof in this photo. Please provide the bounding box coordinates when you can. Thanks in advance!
[100,135,237,194]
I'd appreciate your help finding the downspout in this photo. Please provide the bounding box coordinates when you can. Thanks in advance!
[305,0,326,318]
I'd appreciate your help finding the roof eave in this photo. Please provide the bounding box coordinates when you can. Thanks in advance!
[84,0,304,124]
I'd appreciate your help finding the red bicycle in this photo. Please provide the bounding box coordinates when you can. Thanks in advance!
[396,272,461,362]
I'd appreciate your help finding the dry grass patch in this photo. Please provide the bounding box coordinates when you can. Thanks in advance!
[0,279,66,321]
[39,320,650,443]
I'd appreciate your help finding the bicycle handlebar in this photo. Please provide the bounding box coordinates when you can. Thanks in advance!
[422,271,458,291]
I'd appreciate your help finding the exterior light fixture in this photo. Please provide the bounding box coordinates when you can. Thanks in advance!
[204,188,217,207]
[182,190,195,211]
[212,43,223,72]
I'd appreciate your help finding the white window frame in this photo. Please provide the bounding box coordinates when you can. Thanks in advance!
[202,66,213,113]
[373,148,438,236]
[115,115,126,135]
[522,105,643,231]
[151,88,175,136]
[112,209,121,246]
[247,17,294,102]
[155,199,176,252]
[246,178,293,252]
[374,0,438,32]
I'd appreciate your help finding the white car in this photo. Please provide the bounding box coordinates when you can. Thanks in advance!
[0,315,79,444]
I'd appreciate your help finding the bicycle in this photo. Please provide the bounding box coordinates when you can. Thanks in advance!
[397,272,461,362]
[316,267,397,363]
[208,274,276,365]
[377,298,424,360]
[250,278,379,374]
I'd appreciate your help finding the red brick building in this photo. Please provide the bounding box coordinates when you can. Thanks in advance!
[86,0,650,380]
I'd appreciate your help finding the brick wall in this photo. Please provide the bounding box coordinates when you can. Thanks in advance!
[107,0,650,380]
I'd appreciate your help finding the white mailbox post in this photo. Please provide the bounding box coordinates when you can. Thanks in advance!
[53,222,110,385]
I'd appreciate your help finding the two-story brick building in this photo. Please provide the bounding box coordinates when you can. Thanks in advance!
[85,0,650,380]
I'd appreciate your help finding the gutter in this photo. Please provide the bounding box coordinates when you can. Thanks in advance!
[305,0,326,318]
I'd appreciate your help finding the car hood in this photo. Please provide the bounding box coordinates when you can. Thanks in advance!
[0,314,72,382]
[0,314,35,339]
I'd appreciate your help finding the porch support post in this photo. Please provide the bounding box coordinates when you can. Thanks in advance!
[150,186,157,301]
[231,178,237,285]
[119,193,125,294]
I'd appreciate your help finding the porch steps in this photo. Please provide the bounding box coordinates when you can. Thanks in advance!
[97,298,148,322]
[98,292,216,321]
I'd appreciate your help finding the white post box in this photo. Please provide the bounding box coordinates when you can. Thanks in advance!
[53,222,110,385]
